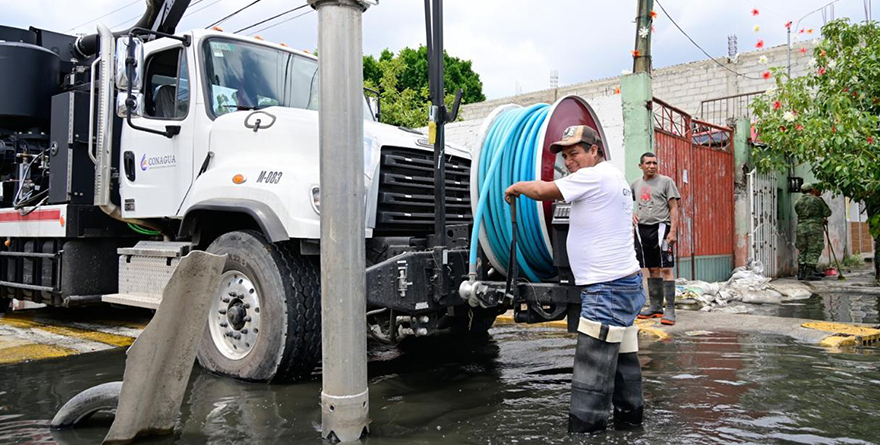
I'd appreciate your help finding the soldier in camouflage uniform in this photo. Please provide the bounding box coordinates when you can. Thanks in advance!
[795,183,832,281]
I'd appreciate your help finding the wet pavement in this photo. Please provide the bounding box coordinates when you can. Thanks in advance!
[2,320,879,444]
[1,272,879,444]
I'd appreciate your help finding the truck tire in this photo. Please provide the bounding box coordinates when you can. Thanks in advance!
[51,381,122,428]
[197,230,320,382]
[0,297,9,313]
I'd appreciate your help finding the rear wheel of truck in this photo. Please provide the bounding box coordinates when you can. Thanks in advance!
[197,230,321,382]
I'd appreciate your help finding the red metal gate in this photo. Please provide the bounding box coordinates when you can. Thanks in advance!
[652,98,735,281]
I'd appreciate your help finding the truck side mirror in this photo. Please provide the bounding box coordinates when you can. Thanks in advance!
[368,96,380,122]
[115,36,144,92]
[117,92,144,118]
[115,36,144,118]
[364,87,381,122]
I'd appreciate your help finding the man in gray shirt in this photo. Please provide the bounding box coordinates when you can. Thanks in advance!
[632,152,681,325]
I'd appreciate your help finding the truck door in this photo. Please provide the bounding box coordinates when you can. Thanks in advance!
[119,44,194,218]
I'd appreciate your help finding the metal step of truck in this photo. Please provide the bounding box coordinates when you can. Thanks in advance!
[101,241,193,309]
[103,292,162,310]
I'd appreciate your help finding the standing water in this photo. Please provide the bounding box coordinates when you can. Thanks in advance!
[1,321,878,445]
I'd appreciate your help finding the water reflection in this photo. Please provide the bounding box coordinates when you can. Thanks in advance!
[4,326,879,445]
[754,291,880,324]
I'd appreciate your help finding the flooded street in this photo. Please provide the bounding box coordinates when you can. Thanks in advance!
[2,304,879,444]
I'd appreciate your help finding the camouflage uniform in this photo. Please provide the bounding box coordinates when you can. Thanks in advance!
[795,192,832,269]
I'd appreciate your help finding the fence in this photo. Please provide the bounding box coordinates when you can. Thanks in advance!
[653,98,735,282]
[747,169,779,277]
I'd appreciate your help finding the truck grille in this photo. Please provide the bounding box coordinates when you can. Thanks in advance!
[375,146,472,235]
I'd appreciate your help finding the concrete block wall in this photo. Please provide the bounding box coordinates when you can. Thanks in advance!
[459,43,815,122]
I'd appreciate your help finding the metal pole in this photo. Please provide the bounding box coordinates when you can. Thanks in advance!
[308,0,371,442]
[787,27,791,78]
[426,0,447,248]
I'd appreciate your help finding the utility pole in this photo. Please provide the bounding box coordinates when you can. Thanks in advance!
[308,0,373,442]
[633,0,654,73]
[425,0,461,301]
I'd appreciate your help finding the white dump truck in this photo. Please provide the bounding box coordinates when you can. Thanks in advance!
[0,0,496,382]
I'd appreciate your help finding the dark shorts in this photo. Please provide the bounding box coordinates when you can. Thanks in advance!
[580,272,646,327]
[634,223,674,269]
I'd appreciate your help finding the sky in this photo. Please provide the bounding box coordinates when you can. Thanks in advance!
[1,0,876,100]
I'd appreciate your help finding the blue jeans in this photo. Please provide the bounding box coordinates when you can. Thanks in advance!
[579,273,646,327]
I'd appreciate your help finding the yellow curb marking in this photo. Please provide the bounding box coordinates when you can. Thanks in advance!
[818,335,859,349]
[635,319,671,341]
[0,343,78,364]
[802,321,880,348]
[1,312,136,348]
[496,313,672,340]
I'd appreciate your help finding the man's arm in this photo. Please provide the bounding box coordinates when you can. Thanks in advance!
[667,198,680,245]
[631,183,639,225]
[505,180,563,204]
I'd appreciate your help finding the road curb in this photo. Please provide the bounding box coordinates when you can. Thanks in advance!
[801,321,880,348]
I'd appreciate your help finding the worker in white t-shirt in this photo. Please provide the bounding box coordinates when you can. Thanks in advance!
[505,125,645,434]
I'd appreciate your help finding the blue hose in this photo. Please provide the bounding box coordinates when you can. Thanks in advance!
[469,104,556,282]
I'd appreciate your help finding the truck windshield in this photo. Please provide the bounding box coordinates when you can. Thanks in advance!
[203,38,318,116]
[202,38,375,121]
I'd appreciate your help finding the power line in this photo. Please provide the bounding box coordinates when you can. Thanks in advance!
[246,9,313,35]
[111,13,143,30]
[184,0,225,18]
[234,3,309,33]
[796,0,846,31]
[67,0,141,32]
[206,0,263,29]
[110,0,218,31]
[654,0,763,80]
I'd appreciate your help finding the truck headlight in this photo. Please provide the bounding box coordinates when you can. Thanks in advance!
[310,185,320,215]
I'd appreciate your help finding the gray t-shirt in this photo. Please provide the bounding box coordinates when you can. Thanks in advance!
[631,174,681,225]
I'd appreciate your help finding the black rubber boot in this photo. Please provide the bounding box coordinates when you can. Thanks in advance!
[660,281,676,326]
[612,351,643,426]
[797,264,806,281]
[806,265,824,281]
[637,278,664,319]
[569,333,620,434]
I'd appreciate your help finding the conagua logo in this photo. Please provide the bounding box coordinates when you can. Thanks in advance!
[141,153,176,171]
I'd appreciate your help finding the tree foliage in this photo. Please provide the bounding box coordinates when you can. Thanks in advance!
[363,46,485,128]
[751,19,880,275]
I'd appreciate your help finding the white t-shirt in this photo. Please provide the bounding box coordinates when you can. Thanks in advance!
[554,161,640,285]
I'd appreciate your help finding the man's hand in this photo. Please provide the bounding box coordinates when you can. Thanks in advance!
[632,213,639,225]
[504,180,563,203]
[505,184,521,204]
[667,231,677,246]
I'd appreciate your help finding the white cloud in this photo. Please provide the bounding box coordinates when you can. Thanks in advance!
[1,0,874,100]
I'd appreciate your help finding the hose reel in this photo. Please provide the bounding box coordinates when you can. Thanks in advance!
[467,95,610,283]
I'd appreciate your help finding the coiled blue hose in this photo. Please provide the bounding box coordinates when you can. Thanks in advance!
[469,104,556,282]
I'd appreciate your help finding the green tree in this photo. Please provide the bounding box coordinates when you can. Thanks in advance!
[363,46,485,127]
[751,19,880,279]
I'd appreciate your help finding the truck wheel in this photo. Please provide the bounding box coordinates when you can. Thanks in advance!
[450,306,500,336]
[0,297,9,313]
[197,230,320,382]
